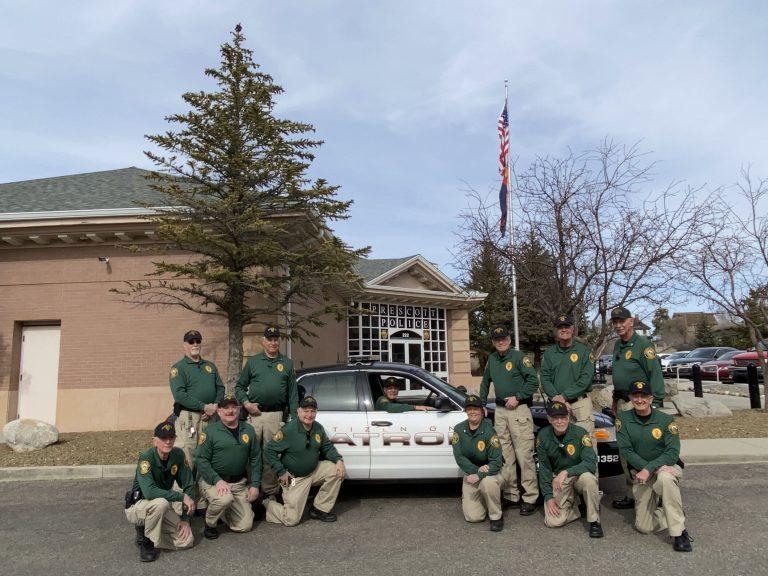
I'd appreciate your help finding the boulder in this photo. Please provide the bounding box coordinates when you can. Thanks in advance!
[670,395,732,418]
[591,385,614,411]
[2,419,59,453]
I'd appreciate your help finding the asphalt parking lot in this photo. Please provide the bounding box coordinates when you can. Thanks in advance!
[2,464,766,576]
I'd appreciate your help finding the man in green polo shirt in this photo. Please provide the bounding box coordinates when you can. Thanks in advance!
[263,395,345,526]
[610,306,665,509]
[451,394,504,531]
[478,325,540,514]
[169,330,225,473]
[616,381,692,552]
[540,314,596,437]
[375,376,435,412]
[195,395,261,539]
[236,325,299,496]
[537,401,603,538]
[125,421,196,562]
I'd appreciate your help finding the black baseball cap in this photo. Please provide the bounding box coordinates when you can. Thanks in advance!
[183,330,202,342]
[629,381,652,396]
[555,314,574,327]
[300,395,318,409]
[546,401,569,417]
[382,376,402,389]
[464,395,484,409]
[610,307,632,320]
[219,394,239,408]
[154,421,176,439]
[264,326,281,338]
[490,325,510,340]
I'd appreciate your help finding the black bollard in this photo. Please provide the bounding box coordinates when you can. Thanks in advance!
[747,364,762,409]
[691,363,703,398]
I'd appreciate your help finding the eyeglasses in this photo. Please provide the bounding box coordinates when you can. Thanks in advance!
[187,339,202,345]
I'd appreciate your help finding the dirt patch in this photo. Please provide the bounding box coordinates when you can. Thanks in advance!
[674,409,768,439]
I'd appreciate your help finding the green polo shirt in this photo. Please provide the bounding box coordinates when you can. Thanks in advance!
[195,420,261,488]
[265,418,342,478]
[375,395,415,413]
[611,333,665,405]
[169,356,225,412]
[236,352,299,415]
[451,418,502,479]
[478,348,539,403]
[616,408,680,474]
[536,423,597,501]
[131,447,195,520]
[540,340,595,401]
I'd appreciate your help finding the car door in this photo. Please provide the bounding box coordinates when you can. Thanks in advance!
[296,370,371,480]
[363,369,466,479]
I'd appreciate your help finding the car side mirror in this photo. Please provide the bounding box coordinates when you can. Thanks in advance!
[433,396,453,412]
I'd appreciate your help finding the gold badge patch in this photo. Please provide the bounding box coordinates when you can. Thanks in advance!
[535,436,541,448]
[241,433,249,444]
[566,444,576,456]
[582,435,593,447]
[615,418,622,432]
[523,357,533,368]
[170,464,178,476]
[139,460,150,475]
[644,347,656,360]
[477,440,486,452]
[198,432,206,445]
[204,365,212,373]
[624,350,632,360]
[668,423,679,436]
[651,427,662,440]
[505,361,513,371]
[273,430,284,442]
[570,353,579,363]
[491,435,500,449]
[451,432,459,445]
[314,433,321,444]
[589,352,595,363]
[277,363,284,372]
[170,367,178,378]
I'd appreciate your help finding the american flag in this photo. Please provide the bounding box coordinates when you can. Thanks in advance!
[498,101,509,235]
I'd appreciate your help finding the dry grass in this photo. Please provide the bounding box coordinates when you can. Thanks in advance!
[674,409,768,439]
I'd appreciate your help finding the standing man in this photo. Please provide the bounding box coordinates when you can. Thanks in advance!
[451,394,504,531]
[540,314,597,437]
[616,381,692,552]
[478,325,540,515]
[376,376,435,412]
[125,421,196,562]
[195,395,261,540]
[236,325,299,497]
[264,395,346,526]
[537,401,603,538]
[610,307,665,509]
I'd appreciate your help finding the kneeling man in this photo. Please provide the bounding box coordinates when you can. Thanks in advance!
[537,401,603,538]
[616,380,692,552]
[125,421,195,562]
[195,394,261,539]
[264,395,346,526]
[451,394,504,531]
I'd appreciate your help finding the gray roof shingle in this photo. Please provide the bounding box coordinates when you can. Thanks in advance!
[353,256,416,282]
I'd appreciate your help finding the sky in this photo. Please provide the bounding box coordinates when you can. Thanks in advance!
[1,1,766,315]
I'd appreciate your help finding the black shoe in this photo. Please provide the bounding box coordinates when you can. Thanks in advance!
[194,507,207,518]
[203,525,219,540]
[520,502,537,516]
[309,506,337,522]
[134,525,145,547]
[490,518,504,532]
[589,521,604,538]
[502,498,521,509]
[139,539,158,562]
[674,530,693,552]
[612,496,635,509]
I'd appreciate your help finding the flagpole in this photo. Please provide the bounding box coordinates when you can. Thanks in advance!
[505,80,520,350]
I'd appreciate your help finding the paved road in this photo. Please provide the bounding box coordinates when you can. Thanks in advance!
[2,464,766,576]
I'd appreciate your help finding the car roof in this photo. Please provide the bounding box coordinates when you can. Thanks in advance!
[296,361,428,377]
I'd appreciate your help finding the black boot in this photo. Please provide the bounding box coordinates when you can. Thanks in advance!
[139,538,158,562]
[203,525,219,540]
[520,502,537,516]
[589,521,604,538]
[612,496,635,509]
[489,517,504,532]
[502,498,521,509]
[673,529,693,552]
[134,525,145,547]
[309,506,337,522]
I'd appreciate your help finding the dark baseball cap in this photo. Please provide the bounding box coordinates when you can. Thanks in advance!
[219,394,239,408]
[610,307,632,320]
[629,381,652,396]
[154,421,176,439]
[264,326,281,338]
[464,395,484,409]
[554,314,574,327]
[382,376,402,389]
[299,395,318,409]
[546,401,569,417]
[183,330,202,342]
[490,325,510,340]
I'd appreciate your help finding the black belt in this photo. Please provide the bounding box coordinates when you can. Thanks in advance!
[253,404,284,413]
[495,397,533,408]
[173,402,203,416]
[220,473,246,483]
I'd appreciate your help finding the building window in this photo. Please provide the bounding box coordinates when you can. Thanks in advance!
[348,301,448,380]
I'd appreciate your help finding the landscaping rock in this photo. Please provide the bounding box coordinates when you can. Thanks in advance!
[671,395,732,418]
[3,419,59,453]
[591,386,613,410]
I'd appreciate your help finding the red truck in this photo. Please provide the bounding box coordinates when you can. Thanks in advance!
[728,343,768,383]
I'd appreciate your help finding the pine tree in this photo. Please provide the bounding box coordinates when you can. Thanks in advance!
[114,25,368,385]
[694,318,716,347]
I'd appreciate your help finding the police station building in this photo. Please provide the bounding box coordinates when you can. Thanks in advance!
[0,168,486,432]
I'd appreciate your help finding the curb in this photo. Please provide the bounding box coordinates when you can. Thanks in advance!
[0,464,134,482]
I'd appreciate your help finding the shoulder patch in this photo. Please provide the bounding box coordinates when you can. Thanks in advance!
[170,367,178,378]
[582,435,593,448]
[273,430,284,442]
[522,357,533,368]
[490,435,500,449]
[644,347,657,360]
[535,436,542,448]
[450,432,459,445]
[589,352,595,363]
[615,418,622,432]
[570,353,579,363]
[198,432,207,445]
[139,460,150,475]
[668,423,679,436]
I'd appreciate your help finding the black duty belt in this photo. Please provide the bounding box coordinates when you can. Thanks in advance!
[495,397,533,408]
[254,405,284,413]
[220,473,246,483]
[173,402,203,416]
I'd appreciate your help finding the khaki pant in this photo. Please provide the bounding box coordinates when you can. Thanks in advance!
[174,410,210,507]
[616,399,634,492]
[570,395,595,437]
[248,411,284,496]
[200,479,254,532]
[494,404,539,503]
[265,460,343,527]
[462,474,502,522]
[125,498,193,550]
[632,465,685,537]
[544,473,600,527]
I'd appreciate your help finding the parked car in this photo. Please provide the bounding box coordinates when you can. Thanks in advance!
[295,361,623,479]
[662,351,691,375]
[666,347,738,378]
[597,354,613,375]
[729,343,768,383]
[698,350,743,382]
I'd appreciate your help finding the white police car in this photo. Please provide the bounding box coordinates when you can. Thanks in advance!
[296,361,621,480]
